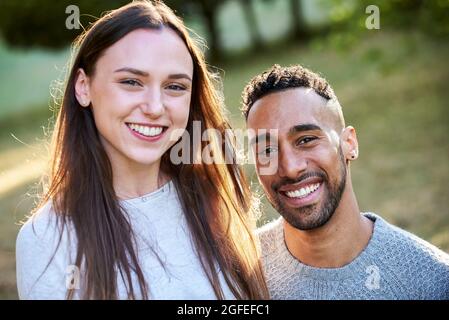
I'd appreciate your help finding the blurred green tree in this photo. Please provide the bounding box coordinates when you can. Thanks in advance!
[186,0,225,60]
[239,0,264,50]
[289,0,309,39]
[328,0,449,36]
[261,0,310,40]
[0,0,129,49]
[1,0,446,59]
[169,0,266,59]
[0,0,256,60]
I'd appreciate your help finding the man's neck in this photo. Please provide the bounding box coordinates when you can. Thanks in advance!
[283,188,373,268]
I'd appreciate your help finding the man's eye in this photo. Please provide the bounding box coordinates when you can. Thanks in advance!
[120,79,141,87]
[297,136,317,145]
[257,146,278,156]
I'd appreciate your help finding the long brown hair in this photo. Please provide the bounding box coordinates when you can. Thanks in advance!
[34,0,268,299]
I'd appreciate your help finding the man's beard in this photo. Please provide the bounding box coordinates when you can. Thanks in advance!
[268,147,347,230]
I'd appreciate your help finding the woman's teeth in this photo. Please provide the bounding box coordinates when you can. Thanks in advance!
[128,123,163,137]
[285,183,321,199]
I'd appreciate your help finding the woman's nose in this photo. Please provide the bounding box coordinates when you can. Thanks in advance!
[141,87,164,118]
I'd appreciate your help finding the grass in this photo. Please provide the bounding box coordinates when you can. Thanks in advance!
[0,106,50,299]
[0,29,448,299]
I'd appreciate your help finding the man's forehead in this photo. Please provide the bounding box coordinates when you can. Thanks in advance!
[257,87,326,107]
[248,87,330,130]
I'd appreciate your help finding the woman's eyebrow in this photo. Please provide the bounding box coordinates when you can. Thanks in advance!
[168,74,192,82]
[114,68,191,82]
[114,67,148,77]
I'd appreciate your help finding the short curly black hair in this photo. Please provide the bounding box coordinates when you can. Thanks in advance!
[241,64,338,120]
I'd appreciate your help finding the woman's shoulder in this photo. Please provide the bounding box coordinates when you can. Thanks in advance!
[16,201,77,257]
[16,201,75,299]
[17,201,61,247]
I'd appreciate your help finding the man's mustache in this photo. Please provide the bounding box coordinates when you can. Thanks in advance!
[271,171,327,192]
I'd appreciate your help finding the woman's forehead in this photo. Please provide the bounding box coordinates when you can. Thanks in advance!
[95,28,194,77]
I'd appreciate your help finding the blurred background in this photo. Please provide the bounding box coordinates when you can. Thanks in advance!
[0,0,448,299]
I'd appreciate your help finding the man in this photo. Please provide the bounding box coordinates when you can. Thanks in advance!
[242,64,449,299]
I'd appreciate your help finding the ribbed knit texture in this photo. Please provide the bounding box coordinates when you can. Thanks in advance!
[258,213,449,299]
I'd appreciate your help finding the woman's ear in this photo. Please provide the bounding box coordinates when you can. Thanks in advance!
[341,126,359,161]
[74,68,91,107]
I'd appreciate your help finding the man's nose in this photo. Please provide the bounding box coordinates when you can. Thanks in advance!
[278,147,307,179]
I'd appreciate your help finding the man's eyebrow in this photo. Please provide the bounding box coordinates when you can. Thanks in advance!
[288,124,322,136]
[114,67,149,77]
[250,132,271,146]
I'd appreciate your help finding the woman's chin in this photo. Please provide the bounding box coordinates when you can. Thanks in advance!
[125,150,166,167]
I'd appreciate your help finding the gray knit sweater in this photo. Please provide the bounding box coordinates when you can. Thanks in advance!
[258,213,449,299]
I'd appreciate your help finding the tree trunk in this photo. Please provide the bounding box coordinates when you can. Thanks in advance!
[240,0,264,50]
[197,0,222,60]
[290,0,308,40]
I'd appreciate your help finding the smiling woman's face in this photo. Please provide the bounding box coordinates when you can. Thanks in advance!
[75,27,193,170]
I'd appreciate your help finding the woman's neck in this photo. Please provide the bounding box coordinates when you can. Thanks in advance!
[110,156,168,200]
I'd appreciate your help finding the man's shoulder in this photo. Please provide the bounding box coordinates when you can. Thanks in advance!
[367,212,449,265]
[366,212,449,297]
[256,217,284,258]
[256,217,283,241]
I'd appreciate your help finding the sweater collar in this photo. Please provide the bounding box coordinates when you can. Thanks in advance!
[276,212,388,281]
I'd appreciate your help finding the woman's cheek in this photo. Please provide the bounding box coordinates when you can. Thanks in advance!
[172,96,191,128]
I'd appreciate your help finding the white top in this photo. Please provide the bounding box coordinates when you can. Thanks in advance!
[16,180,235,300]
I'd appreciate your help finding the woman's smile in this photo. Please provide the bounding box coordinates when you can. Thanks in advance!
[126,122,168,141]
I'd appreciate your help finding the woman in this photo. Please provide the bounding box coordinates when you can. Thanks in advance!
[16,0,268,300]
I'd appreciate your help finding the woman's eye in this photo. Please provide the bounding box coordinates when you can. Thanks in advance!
[120,79,141,87]
[166,84,186,91]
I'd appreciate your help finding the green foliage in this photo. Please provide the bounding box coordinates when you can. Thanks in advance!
[0,0,228,58]
[308,0,448,59]
[1,0,447,51]
[0,0,129,49]
[329,0,449,36]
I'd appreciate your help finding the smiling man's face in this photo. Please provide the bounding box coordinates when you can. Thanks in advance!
[247,87,350,230]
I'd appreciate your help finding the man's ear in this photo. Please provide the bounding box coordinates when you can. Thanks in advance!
[341,126,359,162]
[74,68,91,107]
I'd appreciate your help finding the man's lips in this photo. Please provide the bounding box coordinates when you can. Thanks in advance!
[277,176,323,193]
[273,176,324,206]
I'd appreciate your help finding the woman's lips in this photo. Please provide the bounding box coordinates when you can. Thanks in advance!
[126,122,167,142]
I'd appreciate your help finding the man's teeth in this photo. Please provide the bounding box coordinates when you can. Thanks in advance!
[128,124,163,137]
[285,183,321,198]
